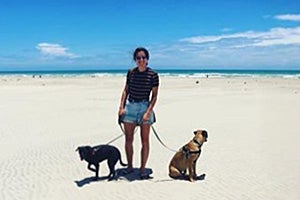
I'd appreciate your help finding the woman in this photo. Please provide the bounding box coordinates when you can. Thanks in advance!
[118,47,159,179]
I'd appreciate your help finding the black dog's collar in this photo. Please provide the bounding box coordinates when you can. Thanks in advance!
[91,147,100,156]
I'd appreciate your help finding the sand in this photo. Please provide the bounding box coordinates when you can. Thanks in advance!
[0,75,300,200]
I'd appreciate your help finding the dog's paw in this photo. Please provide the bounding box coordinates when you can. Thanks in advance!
[196,173,206,180]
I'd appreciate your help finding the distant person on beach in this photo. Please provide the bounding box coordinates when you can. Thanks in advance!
[118,47,159,179]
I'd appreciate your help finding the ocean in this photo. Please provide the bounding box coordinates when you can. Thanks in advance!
[1,69,300,78]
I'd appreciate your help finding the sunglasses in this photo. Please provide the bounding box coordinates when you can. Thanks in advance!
[136,56,147,61]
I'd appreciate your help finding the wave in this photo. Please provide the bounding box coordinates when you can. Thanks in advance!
[1,69,300,79]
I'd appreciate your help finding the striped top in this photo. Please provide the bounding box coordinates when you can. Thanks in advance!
[126,67,159,101]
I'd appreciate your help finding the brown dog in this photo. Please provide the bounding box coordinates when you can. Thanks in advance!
[169,129,208,182]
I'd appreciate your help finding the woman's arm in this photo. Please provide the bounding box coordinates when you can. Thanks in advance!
[143,86,158,121]
[118,85,128,115]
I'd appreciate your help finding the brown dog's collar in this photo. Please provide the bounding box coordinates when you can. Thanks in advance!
[193,139,203,147]
[182,146,201,158]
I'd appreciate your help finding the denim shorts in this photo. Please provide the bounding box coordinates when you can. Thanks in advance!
[122,100,155,125]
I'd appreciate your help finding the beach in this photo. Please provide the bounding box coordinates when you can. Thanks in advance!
[0,75,300,200]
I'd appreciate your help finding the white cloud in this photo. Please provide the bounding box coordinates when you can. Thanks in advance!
[252,27,300,46]
[275,14,300,22]
[180,31,260,44]
[36,43,79,58]
[149,21,300,68]
[179,26,300,47]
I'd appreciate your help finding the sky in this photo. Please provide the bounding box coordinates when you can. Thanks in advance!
[1,0,300,71]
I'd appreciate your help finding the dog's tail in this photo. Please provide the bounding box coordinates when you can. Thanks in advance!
[118,151,127,166]
[119,157,127,167]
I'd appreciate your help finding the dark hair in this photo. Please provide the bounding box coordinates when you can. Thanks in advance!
[133,47,150,61]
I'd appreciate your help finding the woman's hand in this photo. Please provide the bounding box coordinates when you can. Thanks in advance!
[118,107,126,116]
[142,111,151,122]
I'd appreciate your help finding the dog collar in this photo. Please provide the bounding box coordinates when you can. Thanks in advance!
[193,139,203,147]
[182,145,201,157]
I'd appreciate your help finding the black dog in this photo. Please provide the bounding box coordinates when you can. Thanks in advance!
[76,145,127,180]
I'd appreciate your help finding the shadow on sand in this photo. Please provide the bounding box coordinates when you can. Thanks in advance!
[74,167,153,187]
[74,176,106,187]
[174,173,206,181]
[154,173,206,183]
[75,169,206,186]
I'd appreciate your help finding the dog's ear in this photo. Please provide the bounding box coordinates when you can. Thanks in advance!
[76,146,83,152]
[193,130,202,135]
[201,130,208,141]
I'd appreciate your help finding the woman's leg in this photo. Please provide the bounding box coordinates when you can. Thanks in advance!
[124,122,136,171]
[140,124,151,173]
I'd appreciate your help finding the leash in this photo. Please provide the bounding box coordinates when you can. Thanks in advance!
[108,115,177,153]
[105,116,136,145]
[105,116,125,145]
[106,131,124,145]
[150,125,177,152]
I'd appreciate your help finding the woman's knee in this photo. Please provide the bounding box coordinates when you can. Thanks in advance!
[125,133,134,143]
[141,134,150,147]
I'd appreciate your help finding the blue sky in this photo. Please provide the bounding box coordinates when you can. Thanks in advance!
[1,0,300,70]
